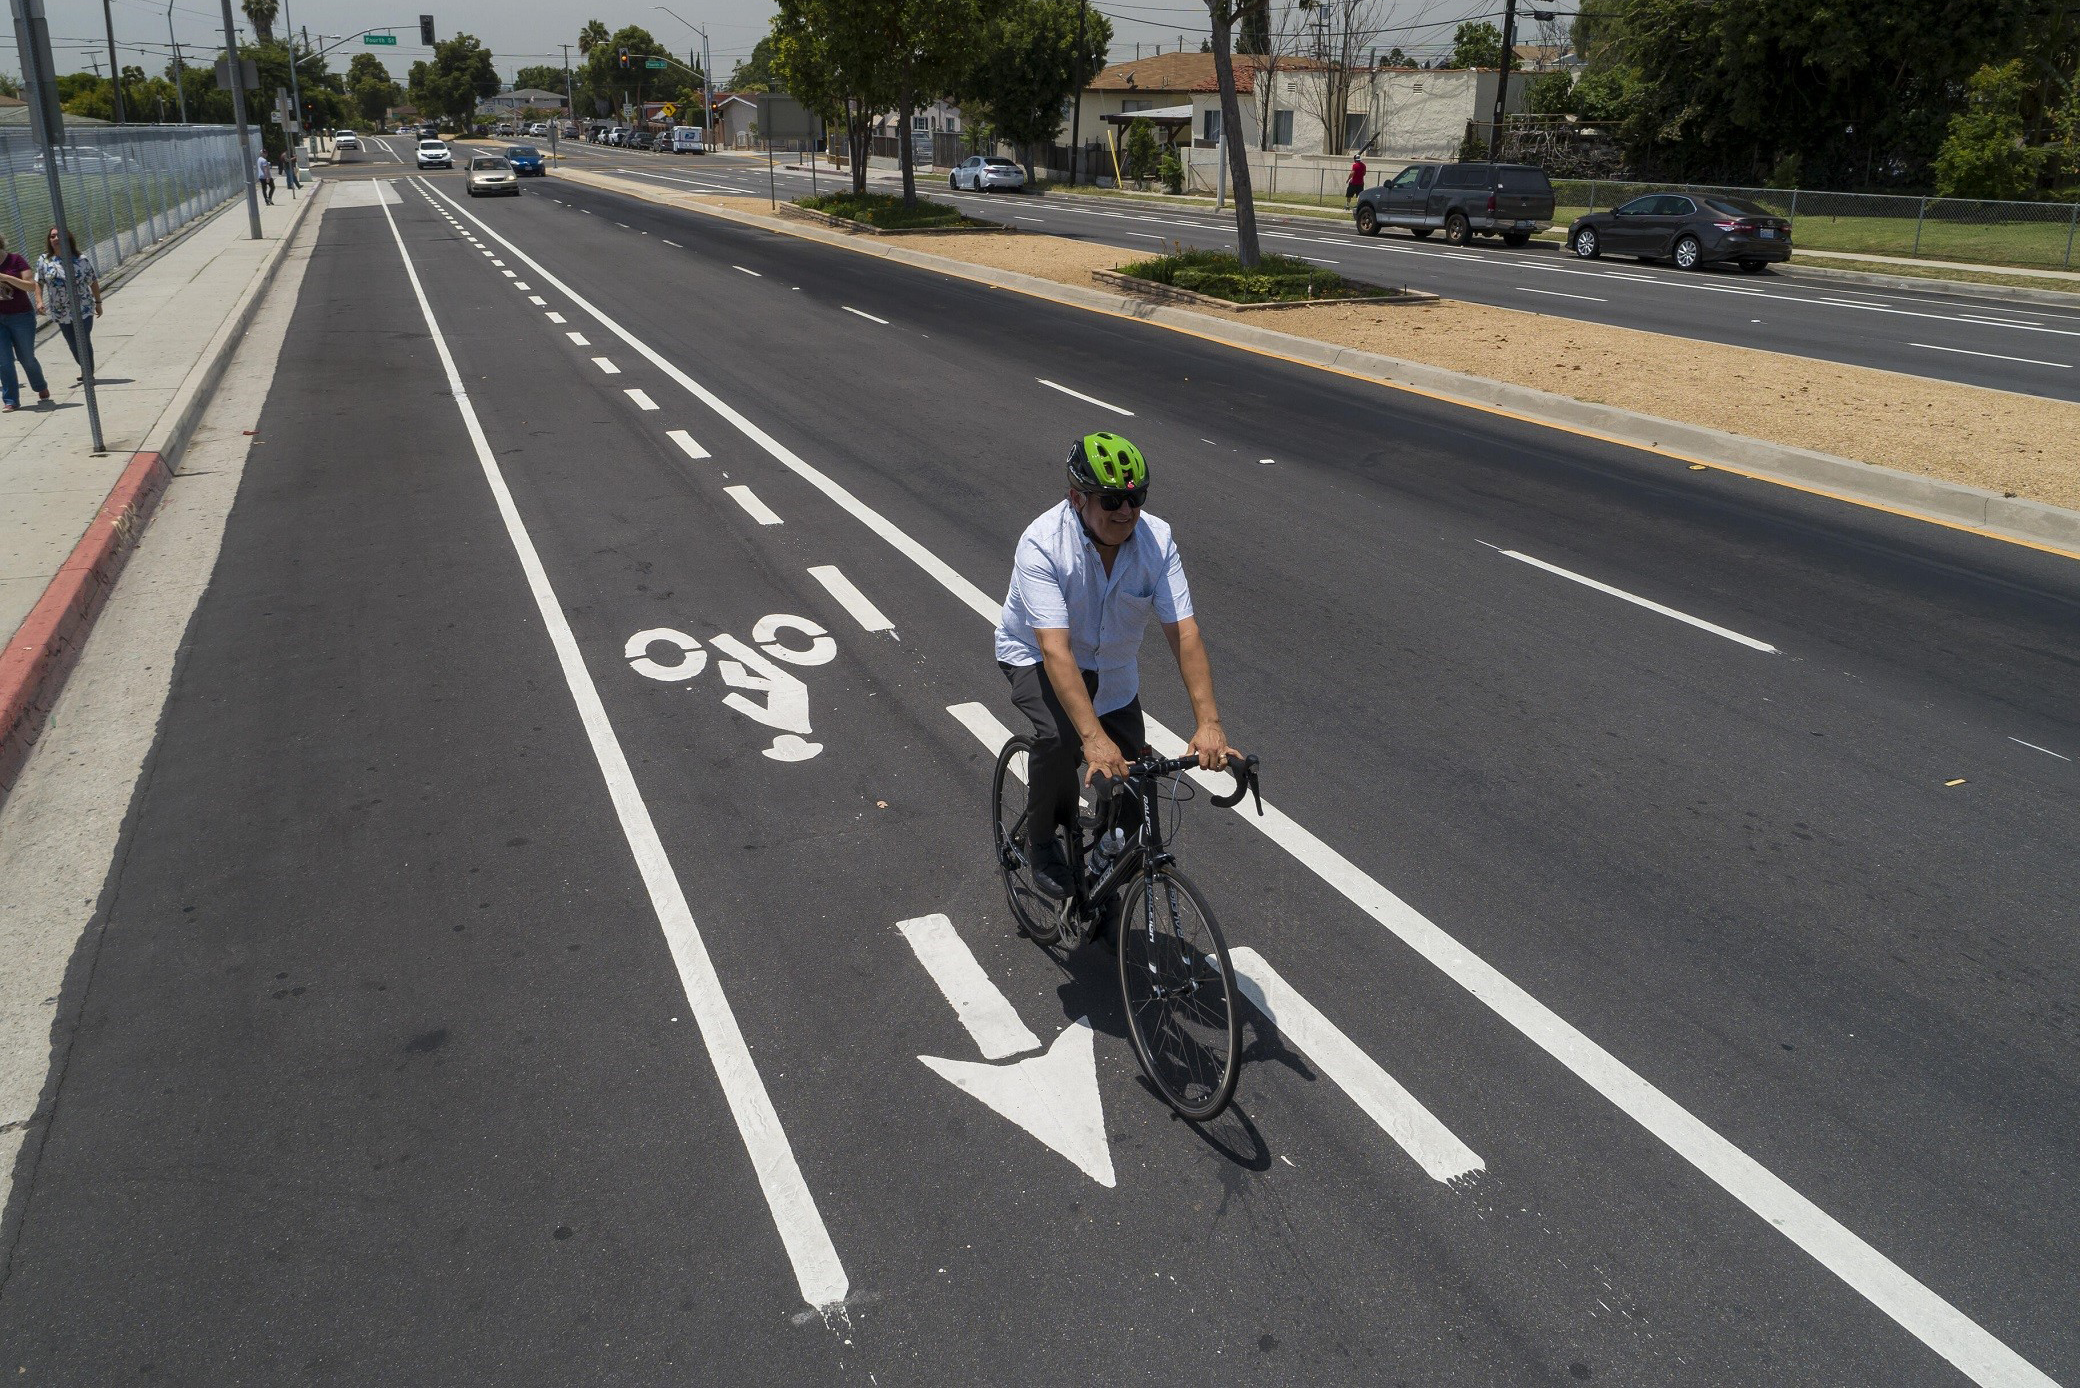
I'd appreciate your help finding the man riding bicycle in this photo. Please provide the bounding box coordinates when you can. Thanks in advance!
[994,431,1237,900]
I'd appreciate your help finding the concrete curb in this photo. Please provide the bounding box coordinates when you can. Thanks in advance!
[1089,267,1434,313]
[560,167,2080,561]
[0,185,322,802]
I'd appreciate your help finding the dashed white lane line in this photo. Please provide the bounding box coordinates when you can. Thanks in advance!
[491,258,505,266]
[734,265,763,277]
[616,221,631,228]
[566,331,590,345]
[514,281,531,290]
[377,188,848,1314]
[667,429,710,460]
[724,484,783,525]
[593,357,621,374]
[1909,342,2069,369]
[842,306,890,324]
[2009,737,2071,761]
[1228,949,1483,1185]
[1037,378,1134,416]
[1517,285,1608,303]
[480,249,495,256]
[544,310,566,323]
[528,296,546,306]
[625,388,658,410]
[1492,546,1777,653]
[806,564,894,633]
[501,269,517,277]
[897,914,1039,1060]
[663,239,683,248]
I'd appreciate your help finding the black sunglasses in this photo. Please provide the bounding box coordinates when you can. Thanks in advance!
[1086,488,1148,512]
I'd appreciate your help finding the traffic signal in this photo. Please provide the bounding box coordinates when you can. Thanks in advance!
[419,14,434,45]
[618,48,629,69]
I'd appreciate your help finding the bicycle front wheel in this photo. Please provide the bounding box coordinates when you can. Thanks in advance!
[992,735,1061,945]
[1118,865,1241,1120]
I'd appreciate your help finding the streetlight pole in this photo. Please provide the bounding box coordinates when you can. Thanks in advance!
[100,0,126,122]
[279,0,305,160]
[217,0,263,238]
[1487,0,1517,159]
[651,6,709,149]
[166,0,188,121]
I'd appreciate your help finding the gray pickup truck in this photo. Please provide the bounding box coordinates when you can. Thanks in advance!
[1352,161,1557,247]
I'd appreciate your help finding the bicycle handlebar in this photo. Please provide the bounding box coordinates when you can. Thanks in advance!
[1087,751,1263,819]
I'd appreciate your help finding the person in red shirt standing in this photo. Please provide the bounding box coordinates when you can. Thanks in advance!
[0,233,50,412]
[1345,153,1367,208]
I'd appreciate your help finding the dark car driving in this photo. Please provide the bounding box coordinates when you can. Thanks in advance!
[505,144,546,176]
[1567,193,1792,272]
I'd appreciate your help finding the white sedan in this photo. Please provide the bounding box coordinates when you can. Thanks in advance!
[949,155,1025,193]
[416,139,452,169]
[334,130,360,150]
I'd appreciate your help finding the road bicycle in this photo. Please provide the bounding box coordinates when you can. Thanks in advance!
[992,739,1263,1121]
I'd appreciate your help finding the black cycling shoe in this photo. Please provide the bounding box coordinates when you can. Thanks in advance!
[1028,838,1073,900]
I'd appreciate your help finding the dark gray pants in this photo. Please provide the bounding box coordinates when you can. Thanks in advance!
[1001,662,1144,850]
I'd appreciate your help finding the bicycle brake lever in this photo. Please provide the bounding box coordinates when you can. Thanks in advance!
[1249,768,1264,818]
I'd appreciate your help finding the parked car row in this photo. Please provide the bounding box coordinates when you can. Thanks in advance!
[586,125,705,153]
[1351,161,1794,272]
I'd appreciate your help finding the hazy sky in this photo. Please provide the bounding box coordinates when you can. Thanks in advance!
[23,0,1513,86]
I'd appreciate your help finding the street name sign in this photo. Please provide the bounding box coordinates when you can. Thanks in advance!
[364,33,396,44]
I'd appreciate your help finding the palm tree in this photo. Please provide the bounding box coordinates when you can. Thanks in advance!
[241,0,278,45]
[577,19,610,56]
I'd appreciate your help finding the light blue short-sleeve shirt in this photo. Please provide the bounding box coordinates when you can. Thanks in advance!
[993,501,1194,715]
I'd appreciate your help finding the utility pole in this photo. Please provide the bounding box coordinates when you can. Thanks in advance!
[561,41,576,124]
[1487,0,1516,160]
[1069,0,1088,185]
[167,0,188,122]
[100,0,126,122]
[217,0,263,238]
[279,0,304,160]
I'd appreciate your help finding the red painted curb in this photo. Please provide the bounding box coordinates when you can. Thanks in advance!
[0,450,173,797]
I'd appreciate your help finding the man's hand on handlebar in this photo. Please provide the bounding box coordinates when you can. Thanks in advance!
[1187,719,1237,772]
[1081,734,1131,786]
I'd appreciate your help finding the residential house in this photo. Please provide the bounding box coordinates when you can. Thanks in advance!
[478,88,567,116]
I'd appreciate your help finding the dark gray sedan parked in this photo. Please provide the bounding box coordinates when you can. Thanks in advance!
[1567,194,1792,272]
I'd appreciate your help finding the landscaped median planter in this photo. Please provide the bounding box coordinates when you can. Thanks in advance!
[780,192,1017,237]
[1098,249,1434,312]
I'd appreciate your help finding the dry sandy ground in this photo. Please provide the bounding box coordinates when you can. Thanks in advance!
[604,182,2080,515]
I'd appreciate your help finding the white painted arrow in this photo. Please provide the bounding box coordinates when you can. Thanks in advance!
[899,914,1116,1188]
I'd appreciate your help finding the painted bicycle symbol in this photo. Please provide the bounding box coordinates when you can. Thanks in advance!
[624,614,837,762]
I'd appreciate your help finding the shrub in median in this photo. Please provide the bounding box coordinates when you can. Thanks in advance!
[796,192,979,230]
[1117,248,1373,304]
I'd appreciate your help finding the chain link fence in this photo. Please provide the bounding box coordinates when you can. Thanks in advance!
[1556,179,2080,270]
[0,125,252,282]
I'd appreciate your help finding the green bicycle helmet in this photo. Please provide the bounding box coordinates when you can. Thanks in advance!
[1066,431,1149,493]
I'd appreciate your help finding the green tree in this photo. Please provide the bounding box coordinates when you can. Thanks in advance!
[421,33,499,127]
[1934,60,2047,199]
[732,33,780,92]
[348,52,402,125]
[241,0,278,46]
[514,64,566,94]
[958,0,1112,182]
[1525,69,1572,116]
[1237,0,1269,56]
[577,25,692,121]
[1446,22,1501,70]
[1124,116,1159,181]
[773,0,896,192]
[0,72,20,98]
[1381,46,1409,67]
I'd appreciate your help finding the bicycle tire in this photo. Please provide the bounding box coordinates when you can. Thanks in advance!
[1118,865,1241,1120]
[992,735,1061,945]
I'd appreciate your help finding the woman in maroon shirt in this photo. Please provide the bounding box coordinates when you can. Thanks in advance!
[0,233,50,412]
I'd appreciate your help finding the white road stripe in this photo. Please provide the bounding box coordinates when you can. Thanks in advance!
[376,192,848,1313]
[1229,948,1484,1185]
[592,357,620,374]
[1498,548,1778,653]
[414,182,2065,1380]
[1037,378,1134,416]
[625,388,658,410]
[724,484,782,525]
[1517,285,1607,303]
[2009,737,2071,761]
[545,311,566,323]
[842,306,890,324]
[897,915,1040,1059]
[734,264,763,277]
[948,703,1019,771]
[1909,342,2069,369]
[662,239,683,247]
[490,258,504,265]
[566,331,589,345]
[667,429,710,460]
[807,564,894,632]
[1956,314,2041,327]
[528,296,546,305]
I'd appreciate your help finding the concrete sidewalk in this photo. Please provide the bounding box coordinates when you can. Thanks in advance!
[0,184,315,795]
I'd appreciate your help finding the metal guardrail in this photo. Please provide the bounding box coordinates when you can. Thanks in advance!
[0,126,251,282]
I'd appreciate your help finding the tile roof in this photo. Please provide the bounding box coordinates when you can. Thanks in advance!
[1089,52,1331,96]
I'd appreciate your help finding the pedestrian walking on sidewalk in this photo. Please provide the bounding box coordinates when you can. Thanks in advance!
[282,147,300,193]
[0,233,51,412]
[36,227,101,384]
[1344,154,1367,208]
[256,152,275,205]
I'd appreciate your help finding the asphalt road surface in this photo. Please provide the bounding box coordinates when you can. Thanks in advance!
[525,143,2080,403]
[1,173,2074,1386]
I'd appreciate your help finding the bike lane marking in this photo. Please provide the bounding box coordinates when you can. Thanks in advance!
[724,485,782,526]
[377,192,849,1313]
[418,177,2055,1386]
[807,565,894,633]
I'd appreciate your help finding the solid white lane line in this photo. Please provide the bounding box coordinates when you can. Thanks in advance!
[625,388,659,410]
[566,331,590,345]
[1015,216,1044,223]
[1037,378,1134,416]
[807,564,894,633]
[403,203,2047,1387]
[1499,549,1778,653]
[593,357,621,374]
[376,194,847,1313]
[2009,737,2071,761]
[898,915,1040,1060]
[1229,948,1484,1185]
[734,265,763,277]
[1909,342,2069,369]
[842,306,890,324]
[667,429,710,460]
[1517,285,1607,303]
[724,484,783,525]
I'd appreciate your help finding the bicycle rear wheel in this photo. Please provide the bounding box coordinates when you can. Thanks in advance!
[1118,865,1240,1120]
[992,735,1062,945]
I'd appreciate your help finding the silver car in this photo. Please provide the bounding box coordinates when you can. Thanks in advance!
[949,155,1025,193]
[465,155,519,197]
